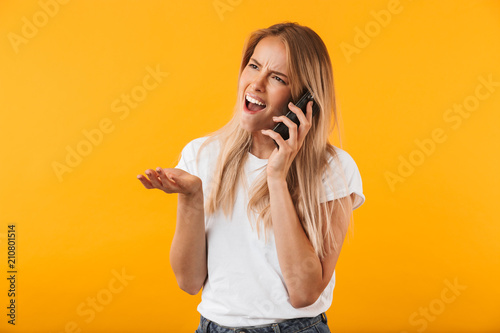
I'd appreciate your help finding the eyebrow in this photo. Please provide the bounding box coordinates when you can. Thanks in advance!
[250,58,288,78]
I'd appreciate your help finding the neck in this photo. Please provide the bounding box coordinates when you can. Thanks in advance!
[250,132,276,159]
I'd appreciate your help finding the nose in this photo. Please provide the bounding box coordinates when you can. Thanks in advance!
[250,72,266,92]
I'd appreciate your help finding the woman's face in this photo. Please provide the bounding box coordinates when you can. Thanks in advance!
[238,36,292,134]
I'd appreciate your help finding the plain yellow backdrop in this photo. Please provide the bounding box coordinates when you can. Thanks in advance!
[1,0,499,332]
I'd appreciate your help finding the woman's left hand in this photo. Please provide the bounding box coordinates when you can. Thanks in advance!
[261,100,314,181]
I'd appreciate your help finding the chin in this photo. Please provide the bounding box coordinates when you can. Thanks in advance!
[239,119,255,133]
[239,118,260,133]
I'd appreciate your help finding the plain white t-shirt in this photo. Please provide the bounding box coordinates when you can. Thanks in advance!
[175,136,365,326]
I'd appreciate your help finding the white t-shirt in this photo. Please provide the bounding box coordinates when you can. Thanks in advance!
[175,136,365,326]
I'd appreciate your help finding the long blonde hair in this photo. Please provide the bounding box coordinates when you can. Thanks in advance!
[196,22,352,260]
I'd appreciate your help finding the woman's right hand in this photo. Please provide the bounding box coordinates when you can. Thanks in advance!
[137,167,202,196]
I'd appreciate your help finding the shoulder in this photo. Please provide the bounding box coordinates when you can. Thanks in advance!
[182,136,209,151]
[176,136,221,179]
[180,136,219,156]
[326,146,360,173]
[325,146,365,209]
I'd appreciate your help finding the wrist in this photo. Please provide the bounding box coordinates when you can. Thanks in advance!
[182,176,203,195]
[267,176,288,189]
[179,180,203,201]
[178,190,204,212]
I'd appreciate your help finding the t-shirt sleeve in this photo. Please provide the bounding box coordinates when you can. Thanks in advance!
[174,139,199,177]
[174,148,188,172]
[322,149,365,210]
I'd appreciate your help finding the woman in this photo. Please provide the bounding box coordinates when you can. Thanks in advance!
[137,22,365,332]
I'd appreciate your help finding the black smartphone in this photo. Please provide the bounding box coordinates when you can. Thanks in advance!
[272,90,319,147]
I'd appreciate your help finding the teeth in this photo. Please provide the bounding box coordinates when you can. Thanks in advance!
[246,95,265,106]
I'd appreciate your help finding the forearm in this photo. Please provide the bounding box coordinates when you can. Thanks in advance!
[267,177,323,308]
[170,190,207,295]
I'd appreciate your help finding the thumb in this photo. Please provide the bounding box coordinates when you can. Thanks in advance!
[167,173,178,184]
[168,172,189,190]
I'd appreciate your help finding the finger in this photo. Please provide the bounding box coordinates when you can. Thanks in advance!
[136,174,154,189]
[163,168,193,193]
[306,100,314,123]
[156,167,169,182]
[273,115,298,144]
[156,167,179,189]
[166,169,188,190]
[301,101,314,138]
[145,169,163,188]
[288,101,311,130]
[261,129,287,151]
[289,101,314,141]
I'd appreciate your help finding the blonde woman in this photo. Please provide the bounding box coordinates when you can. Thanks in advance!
[137,22,365,333]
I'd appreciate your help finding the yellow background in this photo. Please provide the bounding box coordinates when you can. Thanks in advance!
[1,0,499,332]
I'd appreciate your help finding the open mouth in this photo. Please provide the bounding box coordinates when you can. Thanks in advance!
[245,94,266,112]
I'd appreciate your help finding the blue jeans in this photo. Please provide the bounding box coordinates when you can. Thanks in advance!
[195,312,330,333]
